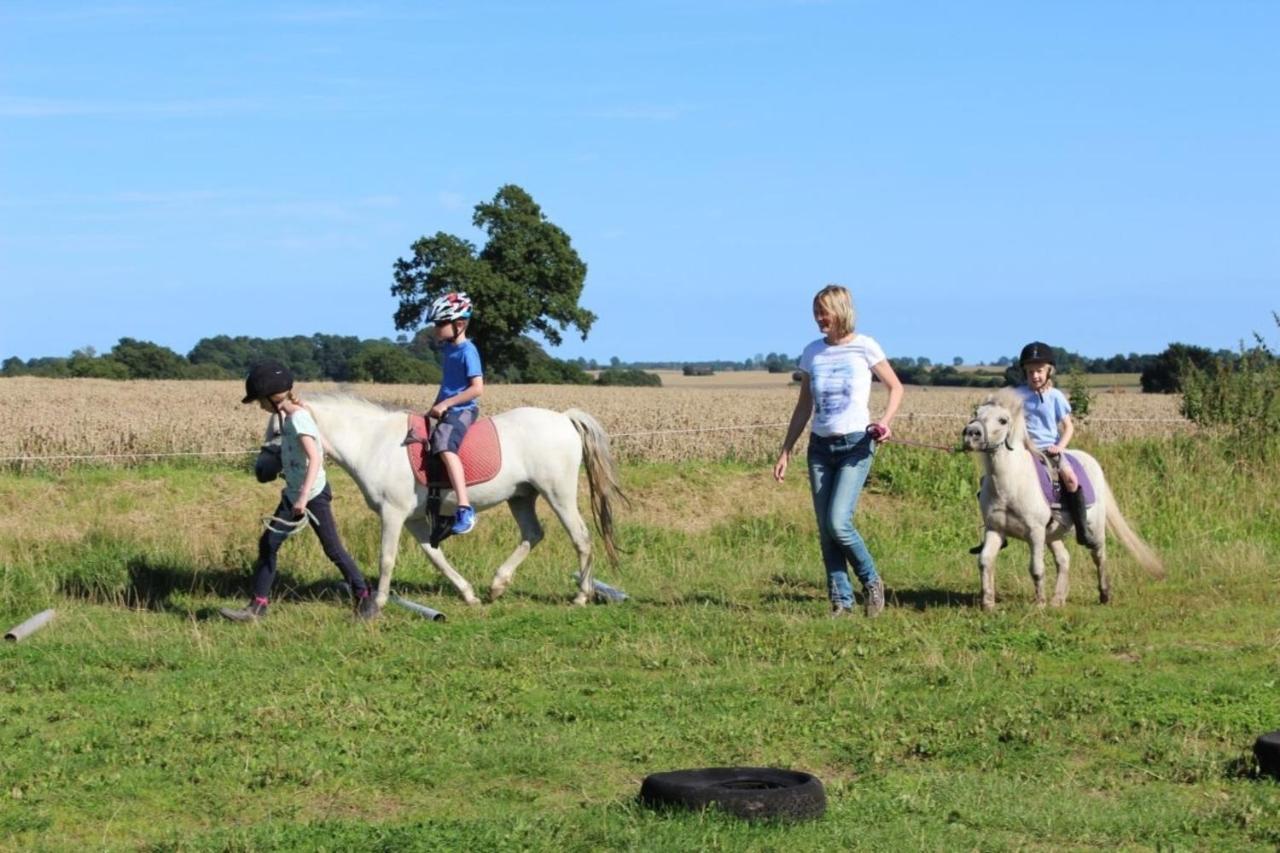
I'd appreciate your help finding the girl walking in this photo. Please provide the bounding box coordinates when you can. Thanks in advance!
[774,285,904,617]
[221,359,377,622]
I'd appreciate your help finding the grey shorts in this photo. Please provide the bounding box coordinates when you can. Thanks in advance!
[430,407,476,456]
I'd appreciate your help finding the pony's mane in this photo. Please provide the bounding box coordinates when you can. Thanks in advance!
[980,388,1032,447]
[305,390,408,416]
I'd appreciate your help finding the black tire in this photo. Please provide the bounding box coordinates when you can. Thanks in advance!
[1256,731,1280,779]
[639,767,826,821]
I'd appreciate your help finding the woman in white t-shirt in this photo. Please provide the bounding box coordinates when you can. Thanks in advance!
[774,285,904,617]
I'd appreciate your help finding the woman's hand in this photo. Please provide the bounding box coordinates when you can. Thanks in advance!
[869,422,892,441]
[773,450,790,482]
[292,499,308,518]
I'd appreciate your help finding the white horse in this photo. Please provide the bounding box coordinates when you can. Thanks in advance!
[280,393,624,612]
[962,389,1164,610]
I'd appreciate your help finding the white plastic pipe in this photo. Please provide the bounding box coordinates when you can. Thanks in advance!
[5,609,55,642]
[390,594,446,622]
[573,572,629,603]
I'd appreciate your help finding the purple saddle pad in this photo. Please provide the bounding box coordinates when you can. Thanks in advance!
[1034,452,1096,508]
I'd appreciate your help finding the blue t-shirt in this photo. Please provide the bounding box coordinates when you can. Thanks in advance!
[435,340,483,410]
[1016,385,1071,449]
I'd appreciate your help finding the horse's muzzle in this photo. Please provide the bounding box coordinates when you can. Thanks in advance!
[961,422,985,452]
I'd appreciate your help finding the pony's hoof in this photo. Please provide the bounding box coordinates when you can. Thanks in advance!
[1099,589,1111,605]
[572,594,589,606]
[1049,596,1066,608]
[981,599,996,612]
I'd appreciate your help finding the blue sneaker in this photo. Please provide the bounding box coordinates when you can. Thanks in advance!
[451,505,476,535]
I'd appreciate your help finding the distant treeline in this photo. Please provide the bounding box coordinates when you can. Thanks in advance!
[0,334,670,388]
[2,338,1252,393]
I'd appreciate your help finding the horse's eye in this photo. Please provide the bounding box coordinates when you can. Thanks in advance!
[998,417,1009,425]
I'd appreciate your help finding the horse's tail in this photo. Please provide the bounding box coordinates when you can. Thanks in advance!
[565,408,627,567]
[1098,474,1165,579]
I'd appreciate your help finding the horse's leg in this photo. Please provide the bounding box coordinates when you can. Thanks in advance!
[404,516,481,606]
[373,509,408,609]
[977,530,1003,611]
[541,485,594,606]
[1048,538,1071,607]
[1091,536,1110,605]
[1027,527,1047,607]
[489,494,544,602]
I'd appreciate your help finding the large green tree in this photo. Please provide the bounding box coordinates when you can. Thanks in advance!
[390,185,596,378]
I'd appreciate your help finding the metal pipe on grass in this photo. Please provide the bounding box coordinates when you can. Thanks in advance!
[390,594,446,622]
[5,609,55,642]
[573,572,629,603]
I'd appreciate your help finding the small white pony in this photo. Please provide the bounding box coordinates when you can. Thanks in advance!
[962,389,1164,610]
[282,393,624,612]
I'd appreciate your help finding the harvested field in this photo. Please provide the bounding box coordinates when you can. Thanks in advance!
[0,376,1191,469]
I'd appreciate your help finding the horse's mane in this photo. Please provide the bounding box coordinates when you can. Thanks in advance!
[981,388,1034,450]
[304,390,408,416]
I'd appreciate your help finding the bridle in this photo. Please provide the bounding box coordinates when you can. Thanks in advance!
[965,410,1017,454]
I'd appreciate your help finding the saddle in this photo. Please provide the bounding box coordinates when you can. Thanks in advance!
[406,413,502,488]
[1033,452,1095,509]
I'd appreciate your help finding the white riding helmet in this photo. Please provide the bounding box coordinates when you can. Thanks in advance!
[428,292,473,323]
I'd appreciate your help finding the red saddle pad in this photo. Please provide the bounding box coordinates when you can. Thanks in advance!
[406,414,502,488]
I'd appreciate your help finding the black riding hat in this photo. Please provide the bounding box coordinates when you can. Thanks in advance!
[1019,341,1056,367]
[242,359,294,403]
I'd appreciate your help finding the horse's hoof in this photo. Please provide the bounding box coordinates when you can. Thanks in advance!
[1049,597,1066,608]
[981,600,996,612]
[463,595,482,606]
[572,594,589,606]
[1099,590,1111,605]
[489,583,508,602]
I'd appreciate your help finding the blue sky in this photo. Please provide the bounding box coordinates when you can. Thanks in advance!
[2,1,1277,365]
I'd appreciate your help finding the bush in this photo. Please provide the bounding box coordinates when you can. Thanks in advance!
[595,368,662,387]
[1067,366,1094,418]
[1180,313,1280,455]
[1141,343,1217,393]
[348,342,442,385]
[683,365,714,377]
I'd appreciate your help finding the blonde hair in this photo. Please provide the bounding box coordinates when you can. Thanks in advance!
[813,284,856,339]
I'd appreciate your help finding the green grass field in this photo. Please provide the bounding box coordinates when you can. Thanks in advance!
[2,439,1278,850]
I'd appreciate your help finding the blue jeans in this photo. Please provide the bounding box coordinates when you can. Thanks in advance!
[807,431,879,608]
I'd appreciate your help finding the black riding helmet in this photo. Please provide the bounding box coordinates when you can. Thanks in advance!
[1019,341,1056,367]
[242,359,294,403]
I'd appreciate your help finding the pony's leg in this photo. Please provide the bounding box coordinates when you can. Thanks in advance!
[373,509,408,609]
[1048,538,1071,607]
[489,494,544,602]
[404,517,481,606]
[541,486,594,606]
[1026,528,1048,607]
[1091,535,1111,605]
[977,530,1003,611]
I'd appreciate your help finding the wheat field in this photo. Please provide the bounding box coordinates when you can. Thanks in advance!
[0,375,1190,468]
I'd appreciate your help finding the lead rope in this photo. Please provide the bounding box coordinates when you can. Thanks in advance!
[262,507,319,536]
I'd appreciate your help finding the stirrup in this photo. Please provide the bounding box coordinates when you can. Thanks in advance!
[429,514,455,548]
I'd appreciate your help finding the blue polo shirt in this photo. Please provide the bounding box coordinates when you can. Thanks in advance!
[435,340,483,410]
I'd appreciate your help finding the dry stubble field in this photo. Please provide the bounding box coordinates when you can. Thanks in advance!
[0,373,1189,469]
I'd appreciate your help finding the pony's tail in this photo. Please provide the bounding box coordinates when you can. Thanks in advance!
[1099,475,1165,579]
[565,408,627,567]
